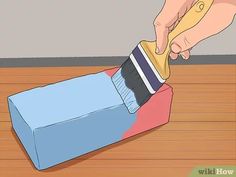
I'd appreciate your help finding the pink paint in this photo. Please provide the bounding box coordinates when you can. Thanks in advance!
[122,84,172,139]
[104,67,173,139]
[104,67,119,77]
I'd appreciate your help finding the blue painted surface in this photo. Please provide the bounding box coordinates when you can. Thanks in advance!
[8,72,136,170]
[8,99,39,168]
[9,73,123,129]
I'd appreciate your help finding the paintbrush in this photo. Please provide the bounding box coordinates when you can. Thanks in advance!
[112,0,214,113]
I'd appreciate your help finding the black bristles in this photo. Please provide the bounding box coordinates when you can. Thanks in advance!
[112,58,152,113]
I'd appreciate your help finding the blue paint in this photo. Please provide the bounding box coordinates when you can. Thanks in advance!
[8,72,136,170]
[8,99,40,168]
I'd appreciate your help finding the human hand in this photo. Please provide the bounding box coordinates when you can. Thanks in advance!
[154,0,236,60]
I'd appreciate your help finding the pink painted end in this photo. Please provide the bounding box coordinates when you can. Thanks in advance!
[122,84,173,139]
[104,67,119,77]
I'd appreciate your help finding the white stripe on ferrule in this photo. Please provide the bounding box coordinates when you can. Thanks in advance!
[130,54,155,94]
[137,44,166,83]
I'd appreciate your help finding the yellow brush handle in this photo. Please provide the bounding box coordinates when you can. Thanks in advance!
[141,0,214,80]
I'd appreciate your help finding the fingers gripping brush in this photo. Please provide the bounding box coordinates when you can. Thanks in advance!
[112,0,214,113]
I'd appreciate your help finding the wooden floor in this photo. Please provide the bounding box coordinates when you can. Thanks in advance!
[0,65,235,177]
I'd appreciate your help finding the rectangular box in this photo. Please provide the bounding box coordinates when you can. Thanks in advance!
[8,68,173,170]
